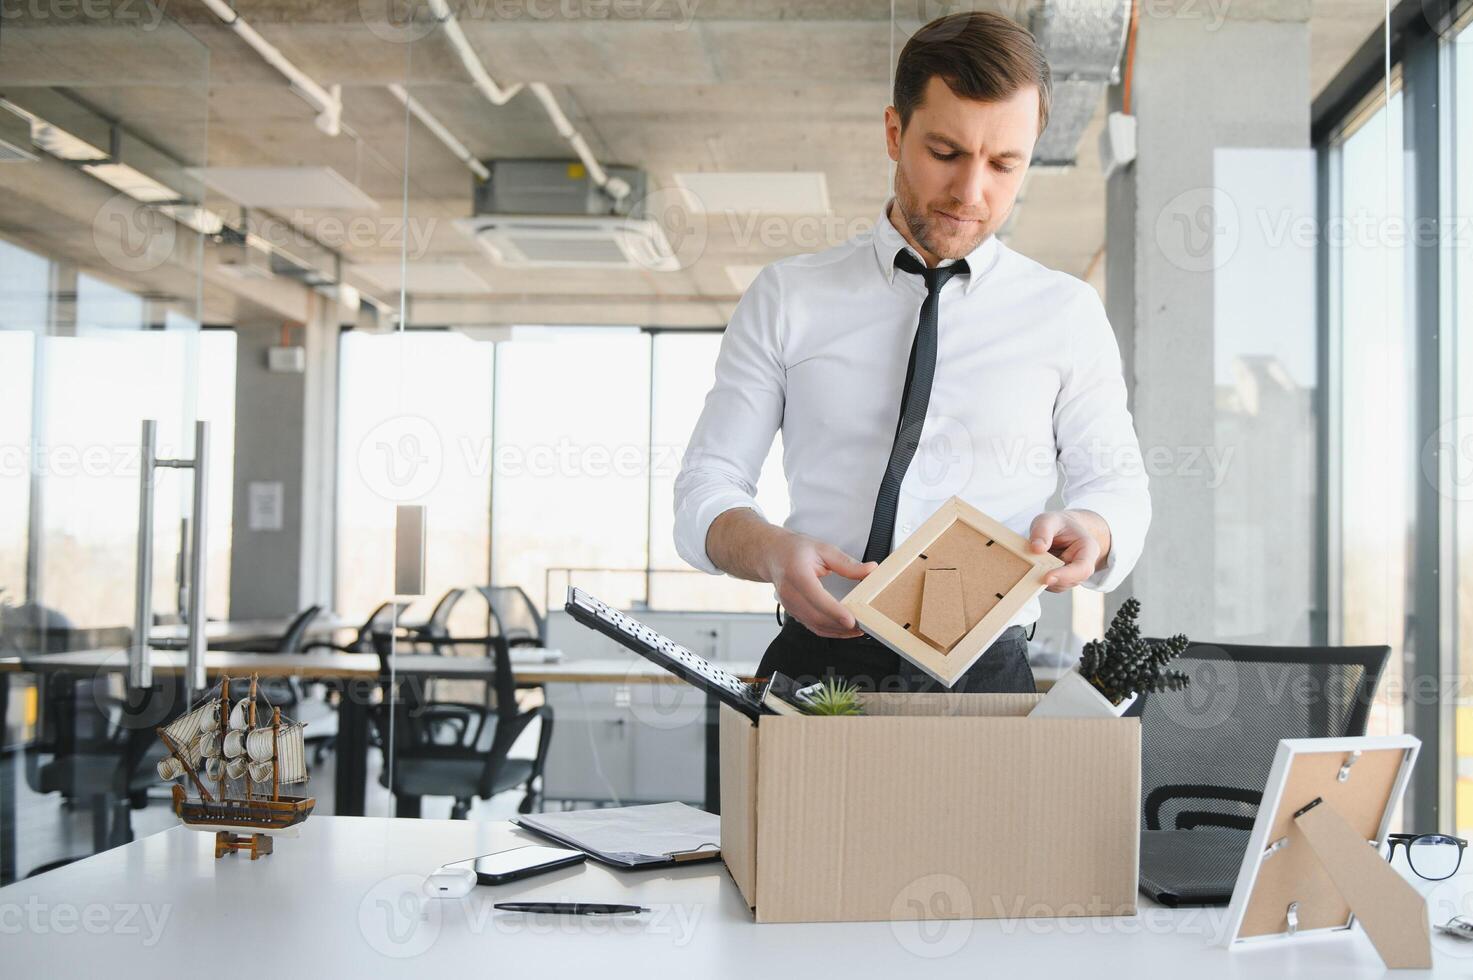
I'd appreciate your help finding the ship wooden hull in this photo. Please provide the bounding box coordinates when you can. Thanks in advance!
[174,793,315,836]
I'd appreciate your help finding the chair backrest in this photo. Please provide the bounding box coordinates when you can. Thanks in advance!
[478,586,544,644]
[274,605,323,654]
[425,589,465,634]
[356,600,410,649]
[1130,640,1389,832]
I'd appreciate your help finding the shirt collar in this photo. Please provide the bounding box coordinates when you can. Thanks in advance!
[871,199,1001,295]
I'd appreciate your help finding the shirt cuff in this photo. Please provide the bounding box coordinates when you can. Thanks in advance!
[1065,496,1144,594]
[677,491,767,575]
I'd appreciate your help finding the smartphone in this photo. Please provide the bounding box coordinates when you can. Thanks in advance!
[446,844,586,886]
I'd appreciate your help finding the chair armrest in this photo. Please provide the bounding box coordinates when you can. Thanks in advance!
[1145,783,1263,830]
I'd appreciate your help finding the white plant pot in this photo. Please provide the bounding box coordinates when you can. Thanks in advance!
[1030,668,1138,719]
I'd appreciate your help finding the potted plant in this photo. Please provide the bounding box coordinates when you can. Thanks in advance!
[1030,597,1189,719]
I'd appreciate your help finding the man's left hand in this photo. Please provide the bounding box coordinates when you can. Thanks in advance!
[1027,510,1111,593]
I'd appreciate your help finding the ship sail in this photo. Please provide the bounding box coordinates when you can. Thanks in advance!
[162,699,221,748]
[245,728,275,763]
[222,729,246,759]
[225,757,248,780]
[275,723,308,785]
[228,699,249,731]
[157,756,185,781]
[247,760,274,783]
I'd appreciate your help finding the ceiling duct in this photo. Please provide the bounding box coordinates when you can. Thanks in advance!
[0,104,37,162]
[1029,0,1132,169]
[456,160,677,271]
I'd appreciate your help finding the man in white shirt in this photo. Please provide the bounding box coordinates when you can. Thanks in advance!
[673,11,1150,693]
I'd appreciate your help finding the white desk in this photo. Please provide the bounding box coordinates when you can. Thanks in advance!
[3,816,1466,976]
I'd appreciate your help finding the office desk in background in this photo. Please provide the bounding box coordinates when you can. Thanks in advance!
[3,815,1464,977]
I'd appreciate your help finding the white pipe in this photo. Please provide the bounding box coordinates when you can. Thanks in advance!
[527,82,629,201]
[427,0,523,106]
[424,0,628,203]
[388,83,490,181]
[198,0,342,137]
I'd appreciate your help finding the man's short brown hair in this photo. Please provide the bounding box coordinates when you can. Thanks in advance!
[893,11,1052,134]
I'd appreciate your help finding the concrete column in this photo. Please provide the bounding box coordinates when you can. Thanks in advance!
[228,317,307,620]
[227,292,342,620]
[1104,1,1314,641]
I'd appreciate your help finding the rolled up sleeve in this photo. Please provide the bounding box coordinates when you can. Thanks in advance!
[1053,285,1150,593]
[673,265,786,574]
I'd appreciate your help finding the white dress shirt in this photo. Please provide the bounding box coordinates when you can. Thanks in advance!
[674,203,1150,630]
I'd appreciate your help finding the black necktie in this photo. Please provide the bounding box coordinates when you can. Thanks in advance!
[861,250,969,564]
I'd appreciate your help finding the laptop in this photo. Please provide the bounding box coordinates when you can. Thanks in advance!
[1138,828,1252,907]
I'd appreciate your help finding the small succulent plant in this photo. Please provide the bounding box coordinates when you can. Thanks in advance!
[1078,597,1190,706]
[803,677,865,716]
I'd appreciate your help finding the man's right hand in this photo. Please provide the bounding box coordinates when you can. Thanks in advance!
[705,508,877,638]
[761,532,877,638]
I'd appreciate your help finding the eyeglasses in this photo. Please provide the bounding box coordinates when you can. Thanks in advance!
[1385,833,1467,881]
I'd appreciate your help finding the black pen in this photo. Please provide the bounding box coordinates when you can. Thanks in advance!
[494,902,650,916]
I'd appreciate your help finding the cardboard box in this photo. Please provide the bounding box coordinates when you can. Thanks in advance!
[719,692,1140,924]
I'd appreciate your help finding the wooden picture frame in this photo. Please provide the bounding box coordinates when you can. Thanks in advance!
[841,496,1064,688]
[1219,734,1428,969]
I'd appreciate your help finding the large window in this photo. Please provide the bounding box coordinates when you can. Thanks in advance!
[337,326,793,619]
[1332,90,1408,740]
[337,329,494,635]
[1451,19,1473,838]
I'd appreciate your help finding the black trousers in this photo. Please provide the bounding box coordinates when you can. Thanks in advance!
[756,617,1036,694]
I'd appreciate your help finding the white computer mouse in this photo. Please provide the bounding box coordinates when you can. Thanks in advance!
[423,866,478,899]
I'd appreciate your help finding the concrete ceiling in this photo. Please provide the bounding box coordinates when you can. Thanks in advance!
[0,0,1394,329]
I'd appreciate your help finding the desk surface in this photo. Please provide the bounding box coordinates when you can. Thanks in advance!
[0,649,755,684]
[1,816,1460,977]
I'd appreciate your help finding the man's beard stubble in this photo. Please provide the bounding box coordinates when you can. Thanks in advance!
[892,162,992,261]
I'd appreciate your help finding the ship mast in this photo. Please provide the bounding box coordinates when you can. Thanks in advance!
[271,706,281,802]
[246,675,258,802]
[217,673,230,801]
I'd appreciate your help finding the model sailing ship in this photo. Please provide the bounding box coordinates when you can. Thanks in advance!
[155,674,315,859]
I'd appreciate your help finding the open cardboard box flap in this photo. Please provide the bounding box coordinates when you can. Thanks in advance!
[719,695,1140,923]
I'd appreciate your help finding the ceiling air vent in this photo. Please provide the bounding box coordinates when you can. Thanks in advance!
[455,160,678,271]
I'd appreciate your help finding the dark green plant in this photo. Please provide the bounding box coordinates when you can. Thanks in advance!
[1078,597,1190,706]
[804,678,865,716]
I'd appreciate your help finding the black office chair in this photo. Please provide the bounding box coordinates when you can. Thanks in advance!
[25,672,184,872]
[477,586,545,648]
[236,604,322,711]
[303,600,411,655]
[407,588,467,656]
[374,634,554,819]
[1130,640,1389,832]
[300,600,411,762]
